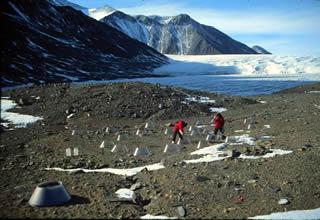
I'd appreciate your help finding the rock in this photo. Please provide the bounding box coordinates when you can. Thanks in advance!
[18,98,31,106]
[303,144,313,148]
[278,198,289,205]
[177,206,186,217]
[227,150,241,158]
[130,182,142,191]
[272,187,281,193]
[195,176,210,182]
[247,179,257,184]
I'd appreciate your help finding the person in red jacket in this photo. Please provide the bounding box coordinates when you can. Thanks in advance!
[170,120,188,143]
[213,113,225,137]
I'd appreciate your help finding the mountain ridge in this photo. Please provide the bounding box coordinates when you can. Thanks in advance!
[0,0,168,87]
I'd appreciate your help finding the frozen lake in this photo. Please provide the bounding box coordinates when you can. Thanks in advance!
[3,55,320,96]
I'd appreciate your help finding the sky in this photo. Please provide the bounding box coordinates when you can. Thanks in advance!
[70,0,320,56]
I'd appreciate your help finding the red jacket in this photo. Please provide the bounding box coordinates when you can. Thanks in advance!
[174,121,185,133]
[214,115,224,129]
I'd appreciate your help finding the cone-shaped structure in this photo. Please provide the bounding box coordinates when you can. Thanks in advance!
[206,134,215,141]
[163,144,180,154]
[177,137,191,145]
[111,144,128,153]
[145,120,156,129]
[29,181,71,207]
[133,147,151,156]
[164,128,173,135]
[190,128,202,137]
[197,140,210,149]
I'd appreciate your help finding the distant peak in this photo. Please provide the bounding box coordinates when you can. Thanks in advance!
[172,13,193,24]
[89,4,117,20]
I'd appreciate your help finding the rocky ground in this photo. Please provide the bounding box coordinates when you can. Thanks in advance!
[0,82,319,219]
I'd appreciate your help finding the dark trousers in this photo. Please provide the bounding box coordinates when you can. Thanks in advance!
[214,127,224,135]
[172,130,183,142]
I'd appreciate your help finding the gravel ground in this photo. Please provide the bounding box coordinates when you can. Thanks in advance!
[0,82,319,219]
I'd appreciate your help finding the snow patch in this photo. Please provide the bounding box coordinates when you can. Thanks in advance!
[8,1,29,22]
[185,95,215,104]
[115,188,136,201]
[239,149,292,159]
[209,107,227,113]
[45,162,165,176]
[1,99,43,128]
[140,214,177,219]
[249,207,320,219]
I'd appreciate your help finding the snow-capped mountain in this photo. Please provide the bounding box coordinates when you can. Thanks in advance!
[252,45,272,54]
[0,0,168,87]
[89,5,116,20]
[98,10,257,55]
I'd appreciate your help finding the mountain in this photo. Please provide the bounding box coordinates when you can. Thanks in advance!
[48,0,89,15]
[0,0,168,87]
[252,45,272,54]
[98,10,257,55]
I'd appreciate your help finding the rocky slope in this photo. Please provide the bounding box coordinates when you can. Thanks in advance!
[99,10,258,55]
[0,82,319,219]
[0,0,168,87]
[252,45,272,54]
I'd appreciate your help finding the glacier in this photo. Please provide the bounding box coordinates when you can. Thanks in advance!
[154,54,320,77]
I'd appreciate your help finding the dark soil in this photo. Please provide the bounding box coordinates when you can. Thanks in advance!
[0,82,319,219]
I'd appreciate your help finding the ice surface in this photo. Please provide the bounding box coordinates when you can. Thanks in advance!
[1,99,43,128]
[249,207,320,219]
[155,55,320,77]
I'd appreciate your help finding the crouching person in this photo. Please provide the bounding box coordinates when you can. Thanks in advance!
[170,120,188,144]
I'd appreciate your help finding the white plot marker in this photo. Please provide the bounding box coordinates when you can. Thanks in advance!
[66,148,72,157]
[99,141,105,149]
[73,147,79,156]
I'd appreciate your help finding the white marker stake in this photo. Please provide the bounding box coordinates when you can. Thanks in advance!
[244,119,247,124]
[117,135,121,141]
[66,148,71,157]
[99,141,105,149]
[136,129,140,136]
[71,130,76,135]
[164,128,168,135]
[73,147,79,156]
[145,122,149,129]
[197,141,201,149]
[105,127,109,133]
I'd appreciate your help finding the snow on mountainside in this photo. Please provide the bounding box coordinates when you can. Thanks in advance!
[96,9,257,55]
[0,0,168,87]
[89,5,116,20]
[252,45,272,54]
